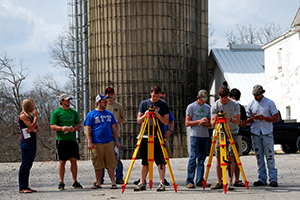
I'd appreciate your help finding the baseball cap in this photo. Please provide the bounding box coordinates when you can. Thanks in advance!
[95,94,108,102]
[105,87,115,94]
[198,89,208,102]
[59,93,72,101]
[252,85,265,96]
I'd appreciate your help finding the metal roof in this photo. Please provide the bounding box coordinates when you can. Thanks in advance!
[210,45,265,106]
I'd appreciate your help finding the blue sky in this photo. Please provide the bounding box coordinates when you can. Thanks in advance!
[0,0,299,89]
[0,0,69,89]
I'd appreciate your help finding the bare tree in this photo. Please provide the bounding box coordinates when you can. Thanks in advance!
[225,22,285,46]
[0,53,63,162]
[209,23,217,49]
[35,73,75,107]
[257,22,284,44]
[48,27,76,95]
[0,53,27,114]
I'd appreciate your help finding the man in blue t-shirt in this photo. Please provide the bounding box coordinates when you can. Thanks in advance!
[84,94,120,189]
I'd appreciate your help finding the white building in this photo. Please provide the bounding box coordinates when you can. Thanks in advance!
[263,7,300,121]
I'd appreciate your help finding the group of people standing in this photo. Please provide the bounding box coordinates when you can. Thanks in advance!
[185,84,279,191]
[18,87,126,193]
[17,83,279,193]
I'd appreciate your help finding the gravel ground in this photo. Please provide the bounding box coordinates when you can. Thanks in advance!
[1,153,300,200]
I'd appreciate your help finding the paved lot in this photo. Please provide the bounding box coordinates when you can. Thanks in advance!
[1,153,299,200]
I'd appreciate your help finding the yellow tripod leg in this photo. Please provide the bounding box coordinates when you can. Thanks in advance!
[203,123,220,189]
[154,117,178,192]
[122,117,149,193]
[219,130,228,194]
[148,119,155,189]
[223,123,249,189]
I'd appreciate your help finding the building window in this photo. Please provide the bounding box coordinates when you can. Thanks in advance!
[286,106,291,119]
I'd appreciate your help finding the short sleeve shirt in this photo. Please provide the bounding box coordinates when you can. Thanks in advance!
[138,99,170,137]
[186,101,211,138]
[106,101,125,137]
[246,96,278,135]
[83,109,117,144]
[211,98,240,134]
[50,107,81,141]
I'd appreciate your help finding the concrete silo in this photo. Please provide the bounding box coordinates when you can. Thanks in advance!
[88,0,208,158]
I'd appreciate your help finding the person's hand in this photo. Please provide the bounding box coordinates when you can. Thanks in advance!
[225,114,232,122]
[154,107,160,116]
[144,110,150,117]
[62,126,69,132]
[36,127,40,133]
[26,128,32,133]
[165,130,172,138]
[254,113,264,120]
[87,141,96,150]
[33,110,38,117]
[115,141,121,150]
[199,118,208,124]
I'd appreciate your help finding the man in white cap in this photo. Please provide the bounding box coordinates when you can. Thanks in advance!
[246,85,279,187]
[50,93,82,190]
[84,94,120,189]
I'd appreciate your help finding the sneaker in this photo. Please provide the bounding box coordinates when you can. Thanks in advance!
[157,182,166,191]
[58,181,65,190]
[186,183,196,189]
[269,181,278,187]
[72,181,83,189]
[228,183,234,190]
[253,180,267,186]
[134,183,146,191]
[133,179,147,185]
[116,180,124,184]
[196,182,211,188]
[210,183,223,189]
[163,178,170,186]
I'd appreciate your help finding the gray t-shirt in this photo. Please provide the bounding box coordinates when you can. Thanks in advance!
[211,98,240,134]
[186,101,211,138]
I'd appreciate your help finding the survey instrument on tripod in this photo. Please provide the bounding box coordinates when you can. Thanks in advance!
[121,105,178,193]
[202,110,249,194]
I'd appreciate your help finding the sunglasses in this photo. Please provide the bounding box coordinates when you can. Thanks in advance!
[159,97,165,99]
[101,100,108,103]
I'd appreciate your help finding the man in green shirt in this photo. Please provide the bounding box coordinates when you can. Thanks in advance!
[50,93,82,190]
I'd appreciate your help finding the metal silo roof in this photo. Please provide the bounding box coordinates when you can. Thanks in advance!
[210,45,264,106]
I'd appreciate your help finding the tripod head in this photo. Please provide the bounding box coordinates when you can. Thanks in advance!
[149,105,155,112]
[218,110,226,118]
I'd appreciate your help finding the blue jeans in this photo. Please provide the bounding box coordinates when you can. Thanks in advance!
[252,134,277,183]
[186,137,209,185]
[101,137,124,182]
[19,142,36,190]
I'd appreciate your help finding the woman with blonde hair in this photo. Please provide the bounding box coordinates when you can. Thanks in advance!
[18,98,40,193]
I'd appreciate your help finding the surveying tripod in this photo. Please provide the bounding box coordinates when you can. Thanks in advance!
[202,111,249,193]
[121,105,178,193]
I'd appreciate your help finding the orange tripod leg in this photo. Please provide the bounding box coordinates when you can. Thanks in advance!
[203,123,220,189]
[148,120,155,189]
[219,131,228,194]
[223,123,249,189]
[154,117,178,192]
[121,118,149,193]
